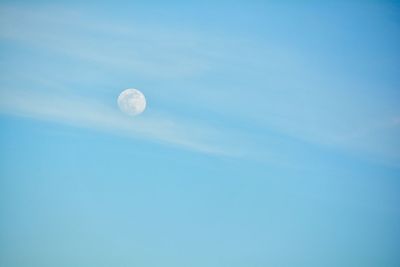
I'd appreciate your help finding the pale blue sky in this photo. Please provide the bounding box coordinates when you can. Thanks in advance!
[0,1,399,267]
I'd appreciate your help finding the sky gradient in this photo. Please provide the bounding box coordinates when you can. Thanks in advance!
[0,1,400,267]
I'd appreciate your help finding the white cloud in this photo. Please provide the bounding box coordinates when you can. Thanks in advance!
[0,88,234,156]
[0,5,213,79]
[1,4,399,167]
[0,5,241,157]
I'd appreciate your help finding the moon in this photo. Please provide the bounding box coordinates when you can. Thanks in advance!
[117,88,146,116]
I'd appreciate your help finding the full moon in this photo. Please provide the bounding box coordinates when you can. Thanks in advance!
[117,88,146,116]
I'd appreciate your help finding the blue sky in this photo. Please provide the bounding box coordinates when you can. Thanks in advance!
[0,1,399,266]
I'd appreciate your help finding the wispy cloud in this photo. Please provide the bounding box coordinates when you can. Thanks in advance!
[1,4,399,167]
[0,5,213,79]
[0,5,237,155]
[0,88,234,156]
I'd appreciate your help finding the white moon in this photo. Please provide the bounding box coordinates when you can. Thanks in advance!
[117,88,146,116]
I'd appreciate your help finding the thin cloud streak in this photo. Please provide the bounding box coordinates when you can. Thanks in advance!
[0,89,234,156]
[0,5,212,79]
